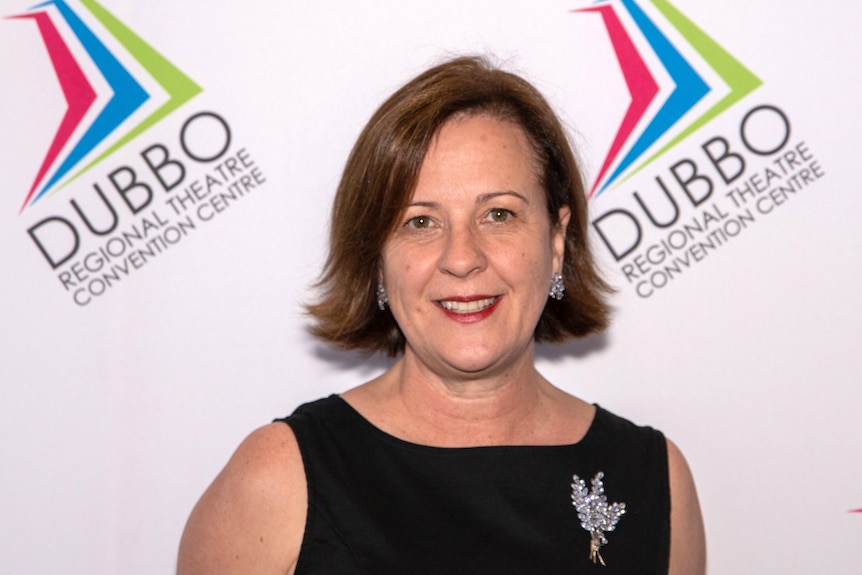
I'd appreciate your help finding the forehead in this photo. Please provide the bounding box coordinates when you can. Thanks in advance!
[413,114,542,199]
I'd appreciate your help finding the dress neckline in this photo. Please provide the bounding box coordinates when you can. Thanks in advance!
[329,394,603,453]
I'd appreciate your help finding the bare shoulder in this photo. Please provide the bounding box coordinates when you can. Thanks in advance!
[666,437,706,575]
[177,422,307,575]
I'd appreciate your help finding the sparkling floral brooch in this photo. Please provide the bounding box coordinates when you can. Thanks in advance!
[570,472,626,566]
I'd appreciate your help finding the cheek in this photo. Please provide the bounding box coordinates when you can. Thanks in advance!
[381,243,410,281]
[521,237,553,267]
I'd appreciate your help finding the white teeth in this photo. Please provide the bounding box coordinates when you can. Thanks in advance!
[439,297,496,313]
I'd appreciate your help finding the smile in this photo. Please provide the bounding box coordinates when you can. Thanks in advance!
[438,297,498,314]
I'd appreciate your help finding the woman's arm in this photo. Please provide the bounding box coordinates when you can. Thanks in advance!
[177,423,307,575]
[666,438,707,575]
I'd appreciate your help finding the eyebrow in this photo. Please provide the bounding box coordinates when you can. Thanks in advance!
[407,191,529,209]
[477,191,529,204]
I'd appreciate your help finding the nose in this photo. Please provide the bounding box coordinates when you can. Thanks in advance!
[438,223,487,278]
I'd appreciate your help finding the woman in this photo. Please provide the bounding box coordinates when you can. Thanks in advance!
[178,56,705,574]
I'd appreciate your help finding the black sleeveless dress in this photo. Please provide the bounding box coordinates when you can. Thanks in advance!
[277,395,669,574]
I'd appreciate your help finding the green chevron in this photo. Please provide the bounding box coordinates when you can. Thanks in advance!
[646,0,762,162]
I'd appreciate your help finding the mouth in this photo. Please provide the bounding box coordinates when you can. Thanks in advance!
[438,296,498,314]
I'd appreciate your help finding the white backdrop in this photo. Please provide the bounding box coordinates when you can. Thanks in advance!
[1,1,860,573]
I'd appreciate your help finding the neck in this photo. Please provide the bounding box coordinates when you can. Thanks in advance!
[382,347,554,446]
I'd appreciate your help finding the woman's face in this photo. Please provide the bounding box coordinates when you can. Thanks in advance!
[381,114,570,379]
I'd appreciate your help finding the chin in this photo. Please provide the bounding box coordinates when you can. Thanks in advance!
[434,346,518,377]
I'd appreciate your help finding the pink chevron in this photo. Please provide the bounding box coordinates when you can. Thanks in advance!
[851,509,862,514]
[11,10,96,213]
[577,5,659,198]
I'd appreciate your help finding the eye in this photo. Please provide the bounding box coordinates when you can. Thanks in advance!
[485,208,515,223]
[406,215,434,229]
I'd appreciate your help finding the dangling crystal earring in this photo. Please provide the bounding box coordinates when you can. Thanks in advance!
[549,272,565,301]
[377,283,389,310]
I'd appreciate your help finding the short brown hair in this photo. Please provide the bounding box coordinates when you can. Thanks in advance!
[307,55,610,356]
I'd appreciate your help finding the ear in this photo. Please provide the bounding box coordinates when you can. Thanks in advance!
[552,206,571,274]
